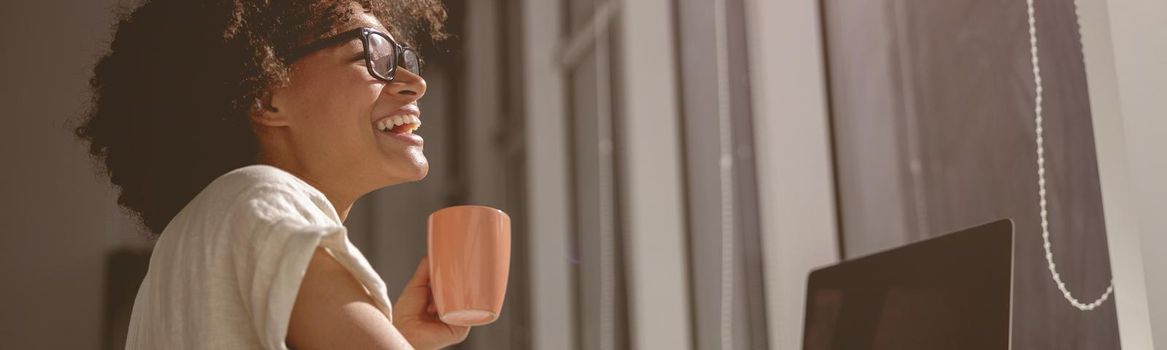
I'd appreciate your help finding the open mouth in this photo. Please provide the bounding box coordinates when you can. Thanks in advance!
[375,114,421,135]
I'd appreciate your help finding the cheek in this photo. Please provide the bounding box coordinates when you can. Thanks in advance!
[325,67,384,116]
[299,80,381,128]
[285,62,384,139]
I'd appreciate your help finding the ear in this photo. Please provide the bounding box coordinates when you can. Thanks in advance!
[250,88,290,127]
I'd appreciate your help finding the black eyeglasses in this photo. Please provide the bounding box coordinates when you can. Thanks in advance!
[283,27,420,83]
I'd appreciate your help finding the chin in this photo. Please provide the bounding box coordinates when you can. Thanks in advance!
[386,161,429,184]
[403,165,429,182]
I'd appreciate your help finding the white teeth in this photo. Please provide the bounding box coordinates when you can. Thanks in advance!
[374,115,422,132]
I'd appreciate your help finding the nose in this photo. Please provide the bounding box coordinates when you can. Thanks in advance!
[387,67,427,102]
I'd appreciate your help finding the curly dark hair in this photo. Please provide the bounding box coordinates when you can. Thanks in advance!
[73,0,447,236]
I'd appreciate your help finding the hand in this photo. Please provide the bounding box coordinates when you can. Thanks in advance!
[393,256,471,350]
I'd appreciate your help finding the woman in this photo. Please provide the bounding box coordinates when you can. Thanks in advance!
[73,0,465,348]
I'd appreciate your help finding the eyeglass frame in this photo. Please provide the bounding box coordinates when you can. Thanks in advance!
[282,27,420,83]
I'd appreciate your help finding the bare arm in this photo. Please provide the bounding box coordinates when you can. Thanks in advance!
[286,247,413,350]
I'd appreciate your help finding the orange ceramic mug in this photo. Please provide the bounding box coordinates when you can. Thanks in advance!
[427,205,511,326]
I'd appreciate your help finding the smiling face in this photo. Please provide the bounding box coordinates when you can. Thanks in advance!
[252,6,428,210]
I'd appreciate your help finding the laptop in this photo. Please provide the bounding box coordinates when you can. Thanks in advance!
[802,219,1014,350]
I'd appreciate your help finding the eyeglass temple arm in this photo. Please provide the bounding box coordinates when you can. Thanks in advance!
[282,29,365,62]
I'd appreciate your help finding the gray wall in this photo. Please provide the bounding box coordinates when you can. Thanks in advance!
[0,0,147,349]
[1098,0,1167,344]
[1080,0,1167,346]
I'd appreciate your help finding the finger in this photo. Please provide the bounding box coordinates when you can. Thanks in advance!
[404,255,431,289]
[449,325,471,343]
[394,256,433,316]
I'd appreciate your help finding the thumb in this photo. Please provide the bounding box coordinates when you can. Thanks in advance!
[395,256,432,316]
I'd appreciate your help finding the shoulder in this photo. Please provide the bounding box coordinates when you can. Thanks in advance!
[213,164,314,196]
[196,164,340,230]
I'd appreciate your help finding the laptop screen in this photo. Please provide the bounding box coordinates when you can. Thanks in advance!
[803,219,1014,350]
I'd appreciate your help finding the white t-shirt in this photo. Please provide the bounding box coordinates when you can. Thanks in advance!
[124,164,394,349]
